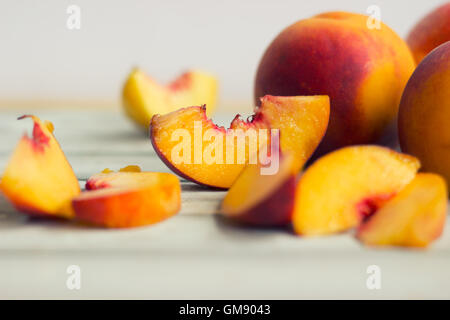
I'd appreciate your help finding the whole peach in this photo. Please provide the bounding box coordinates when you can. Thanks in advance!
[407,2,450,64]
[254,11,416,156]
[398,41,450,187]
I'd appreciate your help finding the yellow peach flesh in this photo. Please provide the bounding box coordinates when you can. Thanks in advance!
[357,173,447,248]
[74,170,181,228]
[150,95,329,189]
[292,146,420,236]
[0,115,80,218]
[123,68,218,128]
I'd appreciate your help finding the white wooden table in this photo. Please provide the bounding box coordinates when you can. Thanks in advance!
[0,108,449,299]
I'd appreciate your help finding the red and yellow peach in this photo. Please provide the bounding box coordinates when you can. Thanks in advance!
[254,11,416,156]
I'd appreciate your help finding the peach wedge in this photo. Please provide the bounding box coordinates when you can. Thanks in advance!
[356,173,447,248]
[221,152,297,226]
[292,146,420,236]
[150,95,330,189]
[0,115,80,218]
[73,167,181,228]
[123,68,218,129]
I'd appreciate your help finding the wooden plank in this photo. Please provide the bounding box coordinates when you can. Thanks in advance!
[0,204,450,299]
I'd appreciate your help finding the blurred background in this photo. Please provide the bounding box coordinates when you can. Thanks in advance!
[0,0,444,112]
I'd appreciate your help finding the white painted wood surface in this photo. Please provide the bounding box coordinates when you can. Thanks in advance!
[0,109,449,299]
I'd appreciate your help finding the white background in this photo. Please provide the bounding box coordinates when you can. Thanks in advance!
[0,0,445,106]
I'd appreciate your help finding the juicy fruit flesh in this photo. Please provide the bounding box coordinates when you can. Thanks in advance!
[0,115,80,217]
[257,95,329,169]
[73,171,181,228]
[222,152,295,214]
[150,95,329,189]
[221,152,297,226]
[86,171,170,190]
[151,105,269,189]
[73,185,180,228]
[123,68,217,128]
[292,145,421,236]
[75,186,134,199]
[356,193,395,221]
[357,173,447,247]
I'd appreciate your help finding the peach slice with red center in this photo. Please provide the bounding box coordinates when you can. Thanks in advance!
[221,152,297,226]
[292,146,420,236]
[0,115,80,218]
[123,68,218,129]
[356,173,447,248]
[73,167,181,228]
[150,95,330,189]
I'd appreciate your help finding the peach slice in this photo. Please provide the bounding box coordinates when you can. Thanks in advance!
[398,42,450,188]
[85,165,155,190]
[123,68,218,129]
[150,95,330,189]
[73,169,181,228]
[356,173,447,248]
[292,146,420,236]
[0,115,80,218]
[221,152,297,226]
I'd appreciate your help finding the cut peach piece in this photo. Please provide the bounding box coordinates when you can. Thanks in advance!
[221,152,297,226]
[86,165,166,190]
[292,146,420,236]
[357,173,447,248]
[123,68,218,129]
[0,115,80,218]
[73,171,180,228]
[150,95,330,189]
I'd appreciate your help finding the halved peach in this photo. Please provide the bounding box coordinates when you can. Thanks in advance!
[123,68,218,129]
[0,115,80,218]
[357,173,447,248]
[73,169,181,228]
[150,95,330,188]
[221,151,297,226]
[292,146,420,236]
